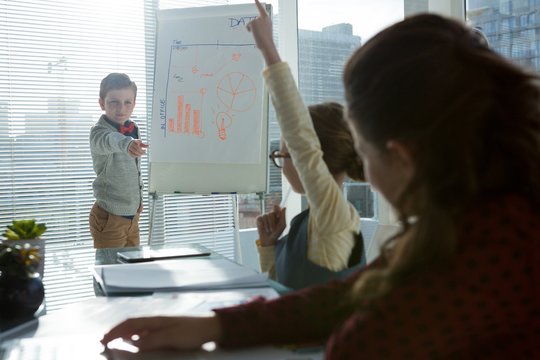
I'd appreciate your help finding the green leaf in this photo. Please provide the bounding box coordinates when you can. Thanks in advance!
[2,229,20,240]
[3,219,47,240]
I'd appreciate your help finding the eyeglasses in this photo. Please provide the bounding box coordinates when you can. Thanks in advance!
[269,150,291,169]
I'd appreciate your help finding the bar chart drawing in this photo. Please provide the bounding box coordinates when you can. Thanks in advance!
[166,88,206,138]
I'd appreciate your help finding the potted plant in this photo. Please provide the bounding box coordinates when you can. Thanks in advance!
[2,219,47,277]
[0,243,45,319]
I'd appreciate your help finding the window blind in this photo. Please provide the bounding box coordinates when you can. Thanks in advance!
[0,0,237,313]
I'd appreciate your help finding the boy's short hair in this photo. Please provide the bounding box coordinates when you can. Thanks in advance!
[99,73,138,100]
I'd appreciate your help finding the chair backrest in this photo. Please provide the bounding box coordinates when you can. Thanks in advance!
[366,223,400,263]
[238,229,261,272]
[359,218,379,255]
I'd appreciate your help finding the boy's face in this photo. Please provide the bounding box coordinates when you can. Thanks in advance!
[99,88,136,125]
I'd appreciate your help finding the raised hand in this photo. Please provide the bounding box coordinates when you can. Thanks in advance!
[246,0,281,65]
[256,204,287,247]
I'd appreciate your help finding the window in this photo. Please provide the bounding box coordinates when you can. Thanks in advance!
[0,0,251,312]
[467,0,540,72]
[228,0,281,229]
[295,0,425,222]
[237,1,413,227]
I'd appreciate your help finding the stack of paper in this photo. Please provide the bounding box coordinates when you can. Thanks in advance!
[93,258,269,295]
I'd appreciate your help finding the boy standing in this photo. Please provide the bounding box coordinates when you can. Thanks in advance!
[89,73,148,248]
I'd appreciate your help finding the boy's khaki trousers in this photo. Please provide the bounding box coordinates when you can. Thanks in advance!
[89,203,140,248]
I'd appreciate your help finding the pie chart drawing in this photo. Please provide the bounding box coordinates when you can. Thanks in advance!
[216,72,257,112]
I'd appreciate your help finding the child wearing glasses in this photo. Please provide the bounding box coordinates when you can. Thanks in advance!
[255,50,365,289]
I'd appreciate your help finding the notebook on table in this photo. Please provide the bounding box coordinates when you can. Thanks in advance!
[93,258,269,296]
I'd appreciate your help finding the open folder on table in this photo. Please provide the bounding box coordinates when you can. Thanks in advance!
[93,258,268,295]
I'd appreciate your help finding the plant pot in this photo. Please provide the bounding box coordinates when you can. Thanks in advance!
[2,239,45,277]
[0,272,45,319]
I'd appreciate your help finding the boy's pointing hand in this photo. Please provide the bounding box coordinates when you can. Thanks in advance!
[128,139,149,158]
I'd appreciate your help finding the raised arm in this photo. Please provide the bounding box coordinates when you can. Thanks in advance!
[246,0,281,65]
[247,1,359,270]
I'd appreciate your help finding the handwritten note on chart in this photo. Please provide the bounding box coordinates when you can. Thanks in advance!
[152,7,265,165]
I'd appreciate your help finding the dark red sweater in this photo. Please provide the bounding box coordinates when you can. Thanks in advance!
[215,195,540,359]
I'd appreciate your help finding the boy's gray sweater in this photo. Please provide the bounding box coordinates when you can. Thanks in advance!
[90,115,143,216]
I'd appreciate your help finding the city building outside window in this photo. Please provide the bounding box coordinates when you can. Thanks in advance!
[467,0,540,73]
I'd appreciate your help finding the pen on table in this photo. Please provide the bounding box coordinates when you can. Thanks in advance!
[280,186,292,208]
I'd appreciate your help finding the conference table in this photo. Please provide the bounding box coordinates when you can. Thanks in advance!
[0,244,318,360]
[37,243,288,312]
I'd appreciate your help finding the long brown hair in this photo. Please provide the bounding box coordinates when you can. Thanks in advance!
[343,14,540,303]
[309,102,364,181]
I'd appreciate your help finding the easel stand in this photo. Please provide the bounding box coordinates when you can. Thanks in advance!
[148,191,158,246]
[147,192,266,263]
[231,194,241,264]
